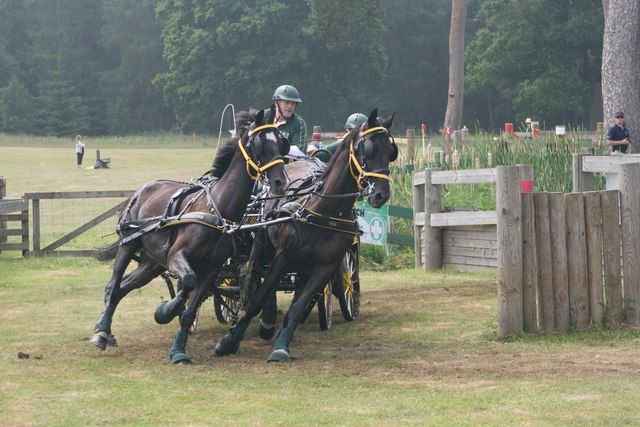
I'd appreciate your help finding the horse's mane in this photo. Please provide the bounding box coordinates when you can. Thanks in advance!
[210,109,257,173]
[320,125,360,181]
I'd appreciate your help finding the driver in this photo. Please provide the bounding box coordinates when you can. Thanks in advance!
[268,84,308,157]
[315,113,368,163]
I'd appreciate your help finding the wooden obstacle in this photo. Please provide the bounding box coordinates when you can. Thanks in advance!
[0,177,29,256]
[503,162,640,335]
[413,165,532,272]
[23,190,133,256]
[413,163,640,336]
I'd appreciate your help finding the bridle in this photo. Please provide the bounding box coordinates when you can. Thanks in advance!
[237,123,286,180]
[349,126,393,191]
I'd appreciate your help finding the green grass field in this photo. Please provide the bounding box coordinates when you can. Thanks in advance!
[2,135,640,425]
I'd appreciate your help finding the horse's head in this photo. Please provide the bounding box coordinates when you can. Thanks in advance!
[350,108,397,208]
[238,106,289,195]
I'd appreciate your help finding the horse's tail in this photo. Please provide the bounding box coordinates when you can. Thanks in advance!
[94,241,119,262]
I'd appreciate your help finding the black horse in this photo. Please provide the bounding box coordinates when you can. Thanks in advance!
[215,108,396,362]
[90,107,289,364]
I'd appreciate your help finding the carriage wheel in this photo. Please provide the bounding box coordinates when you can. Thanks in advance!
[213,278,240,325]
[316,282,333,331]
[333,245,360,321]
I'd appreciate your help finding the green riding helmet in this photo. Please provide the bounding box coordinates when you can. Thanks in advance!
[345,113,367,130]
[273,85,302,103]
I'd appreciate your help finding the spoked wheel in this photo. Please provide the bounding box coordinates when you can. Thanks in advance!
[214,278,240,325]
[316,282,333,331]
[333,245,360,321]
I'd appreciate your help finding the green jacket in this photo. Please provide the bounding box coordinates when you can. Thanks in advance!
[263,109,308,152]
[316,139,341,163]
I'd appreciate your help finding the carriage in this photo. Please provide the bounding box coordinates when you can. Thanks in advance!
[161,164,362,334]
[91,107,395,363]
[210,192,361,331]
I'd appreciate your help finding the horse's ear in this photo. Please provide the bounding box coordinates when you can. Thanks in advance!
[383,112,395,131]
[266,104,276,123]
[254,108,266,126]
[367,108,379,128]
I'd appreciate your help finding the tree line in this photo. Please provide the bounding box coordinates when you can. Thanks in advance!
[0,0,604,136]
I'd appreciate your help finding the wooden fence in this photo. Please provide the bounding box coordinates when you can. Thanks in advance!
[23,190,133,256]
[412,165,532,272]
[573,153,640,192]
[500,162,640,336]
[0,198,29,256]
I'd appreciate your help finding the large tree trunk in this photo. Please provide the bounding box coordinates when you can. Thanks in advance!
[602,0,640,151]
[443,0,467,141]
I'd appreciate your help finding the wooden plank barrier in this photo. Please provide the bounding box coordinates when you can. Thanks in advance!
[620,163,640,327]
[0,197,29,256]
[520,190,625,334]
[23,190,134,257]
[413,167,501,272]
[412,159,638,335]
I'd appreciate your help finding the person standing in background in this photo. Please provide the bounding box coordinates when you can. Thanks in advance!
[606,111,631,154]
[75,135,85,169]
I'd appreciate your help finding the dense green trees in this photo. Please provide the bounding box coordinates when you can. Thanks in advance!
[465,0,604,129]
[0,0,606,136]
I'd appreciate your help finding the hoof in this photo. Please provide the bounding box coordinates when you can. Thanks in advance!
[258,320,276,340]
[107,334,118,347]
[89,331,109,350]
[170,352,192,364]
[267,348,291,363]
[214,334,240,356]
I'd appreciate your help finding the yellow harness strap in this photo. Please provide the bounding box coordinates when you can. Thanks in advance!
[349,127,391,190]
[240,123,285,180]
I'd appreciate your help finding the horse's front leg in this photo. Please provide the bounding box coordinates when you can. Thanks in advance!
[90,242,140,350]
[168,278,209,364]
[153,248,197,325]
[163,248,201,364]
[268,263,336,363]
[214,250,288,357]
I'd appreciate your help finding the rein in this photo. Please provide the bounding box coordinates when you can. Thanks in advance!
[239,123,285,180]
[349,126,391,191]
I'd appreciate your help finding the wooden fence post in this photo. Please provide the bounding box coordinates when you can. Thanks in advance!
[572,153,594,192]
[583,191,605,325]
[412,170,425,268]
[620,163,640,326]
[32,198,40,255]
[601,190,623,326]
[549,193,570,331]
[453,130,463,149]
[596,122,604,148]
[519,165,537,332]
[0,176,5,250]
[406,129,416,164]
[534,192,555,332]
[497,166,523,336]
[423,169,442,270]
[565,193,590,329]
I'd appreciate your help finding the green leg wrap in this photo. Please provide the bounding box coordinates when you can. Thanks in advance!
[94,306,115,334]
[170,330,191,364]
[214,318,251,356]
[267,327,293,363]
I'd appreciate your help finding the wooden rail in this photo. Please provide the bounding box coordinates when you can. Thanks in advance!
[0,198,29,255]
[412,165,531,272]
[25,190,134,256]
[573,153,640,191]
